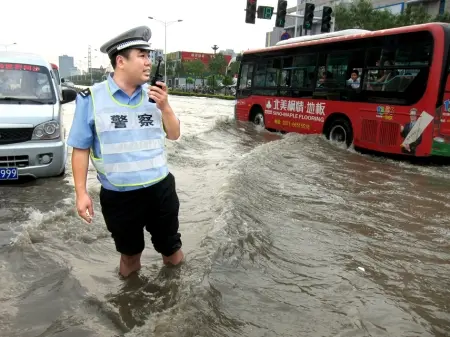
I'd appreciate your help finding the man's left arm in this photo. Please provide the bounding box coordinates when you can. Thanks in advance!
[148,81,180,140]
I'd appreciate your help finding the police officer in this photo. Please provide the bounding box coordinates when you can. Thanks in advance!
[67,26,183,278]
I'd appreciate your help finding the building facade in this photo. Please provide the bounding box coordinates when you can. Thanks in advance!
[265,0,447,47]
[165,51,233,66]
[150,49,164,64]
[58,55,77,78]
[164,50,234,87]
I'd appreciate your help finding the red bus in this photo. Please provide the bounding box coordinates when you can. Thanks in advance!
[235,23,450,157]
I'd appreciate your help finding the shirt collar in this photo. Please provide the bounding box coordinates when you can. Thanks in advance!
[107,72,144,97]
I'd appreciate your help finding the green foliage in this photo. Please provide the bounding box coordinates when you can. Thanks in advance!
[206,75,216,87]
[229,61,240,75]
[433,12,450,22]
[222,75,234,86]
[334,0,450,30]
[189,60,206,78]
[208,53,227,75]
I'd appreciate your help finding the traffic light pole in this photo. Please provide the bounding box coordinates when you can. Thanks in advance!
[271,12,325,21]
[285,13,323,20]
[294,3,299,38]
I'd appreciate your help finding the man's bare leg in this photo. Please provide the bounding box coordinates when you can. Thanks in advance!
[120,253,142,277]
[162,249,184,265]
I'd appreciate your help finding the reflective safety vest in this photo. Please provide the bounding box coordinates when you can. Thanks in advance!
[90,81,168,187]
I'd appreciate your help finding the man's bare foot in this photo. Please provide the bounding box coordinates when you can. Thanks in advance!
[162,249,184,266]
[119,253,142,278]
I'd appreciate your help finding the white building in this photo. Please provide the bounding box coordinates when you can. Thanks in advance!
[150,49,164,64]
[265,0,446,47]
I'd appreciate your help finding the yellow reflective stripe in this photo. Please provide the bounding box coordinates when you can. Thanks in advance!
[106,81,144,108]
[110,172,168,187]
[103,153,166,173]
[102,138,164,155]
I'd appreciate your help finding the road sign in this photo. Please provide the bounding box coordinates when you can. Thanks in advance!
[280,32,290,40]
[257,6,274,19]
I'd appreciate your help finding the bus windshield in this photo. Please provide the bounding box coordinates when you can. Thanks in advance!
[0,63,56,104]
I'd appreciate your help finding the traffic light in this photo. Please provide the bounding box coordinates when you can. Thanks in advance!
[321,6,333,33]
[275,0,287,28]
[303,3,315,30]
[245,0,257,24]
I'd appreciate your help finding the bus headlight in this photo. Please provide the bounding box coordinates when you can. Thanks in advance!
[32,120,60,140]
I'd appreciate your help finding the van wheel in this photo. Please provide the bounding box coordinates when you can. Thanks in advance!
[327,119,353,148]
[253,112,264,127]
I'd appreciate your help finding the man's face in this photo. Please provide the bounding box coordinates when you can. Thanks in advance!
[351,73,358,81]
[119,49,152,85]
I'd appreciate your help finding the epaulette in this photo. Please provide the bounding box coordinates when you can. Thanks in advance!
[79,88,91,98]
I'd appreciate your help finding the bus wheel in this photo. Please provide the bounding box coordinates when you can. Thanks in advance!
[253,112,264,127]
[327,119,353,147]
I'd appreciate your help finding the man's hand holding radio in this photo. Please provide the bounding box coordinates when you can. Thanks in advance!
[148,82,168,110]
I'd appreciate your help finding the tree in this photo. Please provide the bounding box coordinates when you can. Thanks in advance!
[222,75,233,86]
[433,12,450,23]
[206,75,216,87]
[208,53,227,76]
[188,60,206,85]
[395,4,431,27]
[186,77,194,90]
[334,0,434,31]
[228,61,240,76]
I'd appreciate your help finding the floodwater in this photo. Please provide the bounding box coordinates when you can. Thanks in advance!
[0,95,449,337]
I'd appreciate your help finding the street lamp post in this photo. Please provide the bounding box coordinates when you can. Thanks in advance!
[211,45,219,92]
[148,17,183,83]
[0,42,17,51]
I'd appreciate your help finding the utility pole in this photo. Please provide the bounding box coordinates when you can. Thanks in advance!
[88,45,92,85]
[211,45,219,92]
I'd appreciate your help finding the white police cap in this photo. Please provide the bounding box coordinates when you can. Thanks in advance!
[100,26,153,57]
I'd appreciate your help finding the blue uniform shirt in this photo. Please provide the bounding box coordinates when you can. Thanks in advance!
[67,74,170,192]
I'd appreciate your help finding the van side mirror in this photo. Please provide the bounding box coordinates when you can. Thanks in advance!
[61,78,65,83]
[61,88,77,104]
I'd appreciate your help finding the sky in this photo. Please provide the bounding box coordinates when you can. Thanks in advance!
[0,0,279,70]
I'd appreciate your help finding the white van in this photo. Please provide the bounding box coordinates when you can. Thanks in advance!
[0,51,77,180]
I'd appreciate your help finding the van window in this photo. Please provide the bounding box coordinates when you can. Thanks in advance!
[0,63,56,104]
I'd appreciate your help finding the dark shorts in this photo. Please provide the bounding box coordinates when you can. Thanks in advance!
[99,173,182,257]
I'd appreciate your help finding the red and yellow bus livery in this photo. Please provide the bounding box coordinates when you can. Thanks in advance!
[235,23,450,157]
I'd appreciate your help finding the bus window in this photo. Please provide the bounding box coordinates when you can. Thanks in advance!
[363,31,432,103]
[265,58,282,87]
[315,49,365,93]
[238,63,249,89]
[292,54,317,90]
[237,62,253,97]
[252,58,281,96]
[316,52,349,89]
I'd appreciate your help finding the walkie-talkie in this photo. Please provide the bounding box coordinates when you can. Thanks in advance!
[149,56,164,103]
